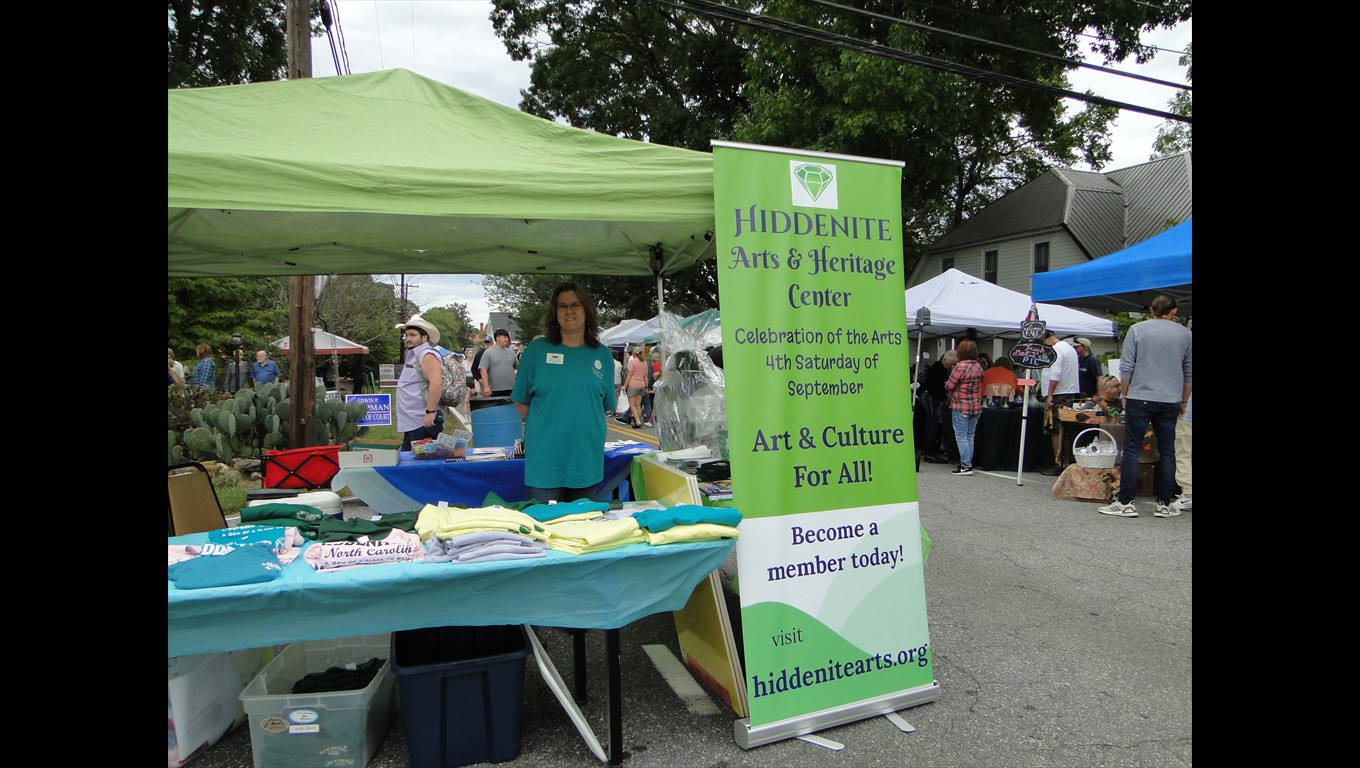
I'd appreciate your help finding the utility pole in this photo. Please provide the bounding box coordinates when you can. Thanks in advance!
[286,0,317,448]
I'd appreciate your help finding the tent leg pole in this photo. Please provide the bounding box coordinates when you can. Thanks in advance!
[1022,380,1028,483]
[656,274,664,315]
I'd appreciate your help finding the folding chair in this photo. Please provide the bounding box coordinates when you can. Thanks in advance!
[167,461,228,536]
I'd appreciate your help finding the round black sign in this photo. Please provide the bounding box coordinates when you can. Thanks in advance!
[1020,320,1047,340]
[1007,342,1056,369]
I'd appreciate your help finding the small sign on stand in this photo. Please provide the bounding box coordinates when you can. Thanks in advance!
[345,393,392,427]
[1009,308,1053,486]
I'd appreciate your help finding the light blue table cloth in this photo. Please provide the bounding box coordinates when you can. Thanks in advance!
[168,532,734,657]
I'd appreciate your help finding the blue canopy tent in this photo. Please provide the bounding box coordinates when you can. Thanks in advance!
[1031,219,1192,314]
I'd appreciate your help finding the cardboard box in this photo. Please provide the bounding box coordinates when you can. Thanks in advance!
[169,648,273,767]
[338,449,399,469]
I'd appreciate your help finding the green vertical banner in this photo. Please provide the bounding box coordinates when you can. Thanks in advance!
[713,141,938,744]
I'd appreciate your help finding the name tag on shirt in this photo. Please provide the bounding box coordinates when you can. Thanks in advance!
[546,353,564,365]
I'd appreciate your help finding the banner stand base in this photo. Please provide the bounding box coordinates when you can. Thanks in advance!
[733,680,941,749]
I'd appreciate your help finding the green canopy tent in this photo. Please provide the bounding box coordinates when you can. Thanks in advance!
[168,69,717,279]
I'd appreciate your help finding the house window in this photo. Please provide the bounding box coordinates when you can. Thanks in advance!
[942,257,954,273]
[984,250,998,283]
[1033,242,1050,273]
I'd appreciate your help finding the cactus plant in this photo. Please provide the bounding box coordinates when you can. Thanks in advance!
[167,377,369,465]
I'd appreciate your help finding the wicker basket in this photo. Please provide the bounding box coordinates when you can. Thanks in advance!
[1072,427,1118,469]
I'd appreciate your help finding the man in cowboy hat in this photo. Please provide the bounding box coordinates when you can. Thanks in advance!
[396,314,445,450]
[1069,337,1103,397]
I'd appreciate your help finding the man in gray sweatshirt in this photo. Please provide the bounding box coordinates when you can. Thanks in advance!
[1099,295,1192,519]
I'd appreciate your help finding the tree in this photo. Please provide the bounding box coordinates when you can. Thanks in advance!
[423,305,478,352]
[168,276,290,388]
[314,275,406,378]
[1153,43,1192,158]
[489,0,1191,274]
[170,0,284,88]
[169,276,289,361]
[482,269,720,342]
[490,0,751,151]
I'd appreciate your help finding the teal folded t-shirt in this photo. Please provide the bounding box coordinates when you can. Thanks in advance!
[633,505,742,532]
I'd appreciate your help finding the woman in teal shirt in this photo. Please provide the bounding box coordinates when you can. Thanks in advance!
[511,282,617,502]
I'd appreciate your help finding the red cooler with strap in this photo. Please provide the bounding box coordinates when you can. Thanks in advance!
[263,444,343,490]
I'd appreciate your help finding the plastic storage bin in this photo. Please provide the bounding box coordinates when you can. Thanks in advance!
[391,625,531,768]
[239,634,396,768]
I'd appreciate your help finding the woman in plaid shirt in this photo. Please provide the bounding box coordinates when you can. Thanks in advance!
[944,339,985,476]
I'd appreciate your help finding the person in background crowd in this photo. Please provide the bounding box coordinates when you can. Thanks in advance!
[1091,375,1123,414]
[191,343,216,390]
[250,349,280,385]
[921,349,958,462]
[480,328,519,397]
[982,355,1020,406]
[512,282,617,502]
[169,348,185,383]
[1171,392,1192,513]
[625,346,648,429]
[978,352,993,370]
[1039,331,1081,476]
[463,348,477,389]
[470,336,493,397]
[944,339,985,476]
[1098,295,1192,519]
[1071,337,1103,397]
[610,348,624,416]
[642,348,661,427]
[169,350,183,385]
[395,315,445,451]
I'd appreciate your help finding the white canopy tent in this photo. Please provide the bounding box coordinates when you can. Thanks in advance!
[597,318,648,347]
[273,328,370,355]
[599,316,661,347]
[905,269,1115,485]
[906,269,1117,340]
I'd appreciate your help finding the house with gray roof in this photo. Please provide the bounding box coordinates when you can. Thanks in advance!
[906,151,1191,363]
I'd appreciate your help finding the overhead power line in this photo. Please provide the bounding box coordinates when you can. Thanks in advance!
[320,0,352,75]
[859,0,1192,62]
[807,0,1189,92]
[648,0,1189,123]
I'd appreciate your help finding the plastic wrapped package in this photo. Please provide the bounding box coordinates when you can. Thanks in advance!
[652,310,726,454]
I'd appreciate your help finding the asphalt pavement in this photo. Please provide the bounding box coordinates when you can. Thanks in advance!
[185,455,1190,768]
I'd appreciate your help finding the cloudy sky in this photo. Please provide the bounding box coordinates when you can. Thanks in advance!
[309,1,1191,325]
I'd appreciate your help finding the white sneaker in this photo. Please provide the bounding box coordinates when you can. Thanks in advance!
[1170,493,1192,512]
[1098,500,1138,518]
[1153,501,1180,518]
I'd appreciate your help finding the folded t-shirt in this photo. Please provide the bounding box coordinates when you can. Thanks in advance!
[167,543,284,589]
[632,504,743,532]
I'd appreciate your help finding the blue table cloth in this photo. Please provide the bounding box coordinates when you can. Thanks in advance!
[333,443,653,516]
[168,532,734,657]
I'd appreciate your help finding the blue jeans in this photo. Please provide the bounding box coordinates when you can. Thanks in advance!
[952,410,980,469]
[1117,399,1179,504]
